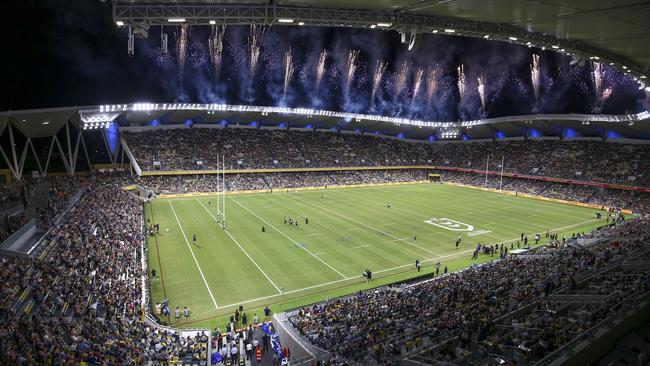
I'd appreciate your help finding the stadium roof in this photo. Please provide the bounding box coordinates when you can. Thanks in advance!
[113,0,650,80]
[2,104,649,141]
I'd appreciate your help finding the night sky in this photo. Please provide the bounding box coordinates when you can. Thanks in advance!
[1,0,647,121]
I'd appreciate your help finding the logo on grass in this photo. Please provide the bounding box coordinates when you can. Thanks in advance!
[425,218,474,232]
[468,229,492,237]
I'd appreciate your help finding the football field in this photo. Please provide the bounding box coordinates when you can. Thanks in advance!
[145,183,607,328]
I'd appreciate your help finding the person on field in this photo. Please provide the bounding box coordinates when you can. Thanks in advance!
[183,306,190,322]
[415,259,421,272]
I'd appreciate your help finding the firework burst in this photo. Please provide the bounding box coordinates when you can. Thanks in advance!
[315,50,327,95]
[457,64,466,103]
[248,25,265,78]
[477,76,486,111]
[394,61,410,96]
[208,25,225,80]
[283,48,295,100]
[591,61,613,104]
[370,60,388,105]
[177,24,189,75]
[531,54,540,103]
[344,50,360,96]
[411,68,425,104]
[426,67,439,106]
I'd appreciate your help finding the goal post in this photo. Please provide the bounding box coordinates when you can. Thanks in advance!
[215,154,226,229]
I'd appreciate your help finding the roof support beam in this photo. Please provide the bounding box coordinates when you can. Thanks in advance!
[54,136,72,176]
[28,138,44,176]
[7,122,20,180]
[79,131,92,171]
[101,128,117,164]
[43,137,56,176]
[0,145,18,180]
[17,138,31,178]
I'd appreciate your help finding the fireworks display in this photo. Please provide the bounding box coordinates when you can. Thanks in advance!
[208,25,225,80]
[315,50,327,95]
[344,50,360,96]
[370,60,388,105]
[457,64,466,103]
[426,67,439,106]
[394,62,410,96]
[531,54,540,103]
[477,76,486,111]
[248,25,265,77]
[138,26,642,120]
[411,68,424,104]
[177,25,189,75]
[283,48,295,100]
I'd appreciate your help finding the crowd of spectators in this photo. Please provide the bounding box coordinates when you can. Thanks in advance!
[290,215,650,364]
[123,128,650,186]
[0,180,147,364]
[0,176,204,364]
[0,213,29,243]
[135,169,427,195]
[0,184,23,212]
[441,171,650,213]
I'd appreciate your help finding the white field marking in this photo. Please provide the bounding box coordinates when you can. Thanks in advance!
[168,201,220,310]
[203,217,606,312]
[287,193,441,257]
[392,237,413,242]
[350,244,370,249]
[304,232,324,237]
[377,222,397,227]
[313,252,326,255]
[228,197,349,279]
[342,227,363,232]
[195,199,282,294]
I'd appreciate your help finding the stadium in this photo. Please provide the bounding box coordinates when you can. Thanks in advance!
[1,1,650,365]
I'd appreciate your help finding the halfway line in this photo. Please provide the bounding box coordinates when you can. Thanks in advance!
[287,193,441,257]
[229,197,349,279]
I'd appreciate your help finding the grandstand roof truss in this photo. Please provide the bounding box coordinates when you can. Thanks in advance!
[0,113,104,181]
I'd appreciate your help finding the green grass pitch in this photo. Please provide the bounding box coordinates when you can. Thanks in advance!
[145,183,607,329]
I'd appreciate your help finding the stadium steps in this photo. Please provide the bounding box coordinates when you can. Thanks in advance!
[599,343,644,366]
[260,175,271,189]
[619,333,650,356]
[326,173,338,185]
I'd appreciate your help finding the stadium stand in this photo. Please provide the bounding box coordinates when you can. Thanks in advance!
[440,171,650,214]
[2,130,649,365]
[288,215,650,365]
[123,128,650,186]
